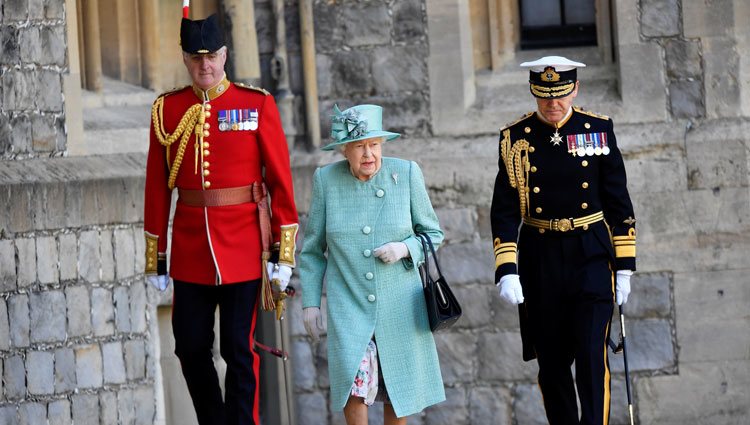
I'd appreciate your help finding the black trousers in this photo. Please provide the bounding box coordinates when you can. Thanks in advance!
[172,279,261,425]
[519,224,615,425]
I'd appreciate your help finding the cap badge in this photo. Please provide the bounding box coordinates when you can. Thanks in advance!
[542,67,560,82]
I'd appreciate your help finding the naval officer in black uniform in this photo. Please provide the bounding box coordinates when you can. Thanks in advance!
[491,56,636,425]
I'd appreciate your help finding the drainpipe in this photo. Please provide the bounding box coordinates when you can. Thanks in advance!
[299,0,321,148]
[271,0,296,149]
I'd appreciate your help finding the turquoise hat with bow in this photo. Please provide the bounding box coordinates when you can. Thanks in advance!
[322,104,401,151]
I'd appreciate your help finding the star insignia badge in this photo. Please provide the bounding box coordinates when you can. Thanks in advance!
[550,131,563,146]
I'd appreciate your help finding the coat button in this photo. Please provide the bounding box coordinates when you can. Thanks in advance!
[203,169,210,177]
[581,203,588,209]
[533,187,540,193]
[362,226,371,235]
[204,104,212,111]
[581,160,588,167]
[203,161,210,168]
[535,207,542,214]
[363,249,371,257]
[529,146,536,153]
[582,182,589,189]
[376,189,385,198]
[367,294,376,302]
[204,181,211,188]
[531,166,538,173]
[365,272,374,280]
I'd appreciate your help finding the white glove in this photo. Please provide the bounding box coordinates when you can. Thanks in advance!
[373,242,410,264]
[303,307,324,342]
[147,275,169,292]
[267,262,293,292]
[616,270,632,305]
[497,274,524,305]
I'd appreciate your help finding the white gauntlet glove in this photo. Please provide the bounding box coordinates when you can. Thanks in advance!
[147,275,169,292]
[616,270,632,305]
[373,242,410,264]
[303,307,324,342]
[266,262,293,292]
[497,274,524,305]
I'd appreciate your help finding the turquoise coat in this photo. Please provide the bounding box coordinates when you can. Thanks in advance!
[300,157,446,417]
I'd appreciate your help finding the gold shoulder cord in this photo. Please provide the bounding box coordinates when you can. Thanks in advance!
[151,97,204,189]
[500,129,530,216]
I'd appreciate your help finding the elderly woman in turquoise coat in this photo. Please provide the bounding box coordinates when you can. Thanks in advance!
[300,104,445,424]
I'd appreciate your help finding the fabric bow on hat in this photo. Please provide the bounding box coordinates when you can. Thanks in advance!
[331,104,368,142]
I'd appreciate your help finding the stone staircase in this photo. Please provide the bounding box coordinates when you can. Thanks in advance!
[81,77,156,155]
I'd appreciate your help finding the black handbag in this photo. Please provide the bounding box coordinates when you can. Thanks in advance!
[417,233,462,332]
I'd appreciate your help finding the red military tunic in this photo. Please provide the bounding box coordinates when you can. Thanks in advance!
[144,76,298,285]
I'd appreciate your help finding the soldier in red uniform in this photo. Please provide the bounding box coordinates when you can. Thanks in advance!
[143,14,298,425]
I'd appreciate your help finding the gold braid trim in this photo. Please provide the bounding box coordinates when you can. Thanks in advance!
[151,97,203,189]
[500,129,530,217]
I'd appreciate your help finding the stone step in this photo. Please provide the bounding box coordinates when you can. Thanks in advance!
[82,76,157,109]
[82,128,150,155]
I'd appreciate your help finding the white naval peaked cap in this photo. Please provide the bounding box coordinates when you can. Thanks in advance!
[519,56,586,72]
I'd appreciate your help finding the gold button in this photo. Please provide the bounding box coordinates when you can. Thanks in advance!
[531,166,538,173]
[203,142,211,149]
[529,146,536,153]
[204,181,211,188]
[203,161,210,168]
[582,160,588,167]
[203,149,210,156]
[524,127,531,134]
[204,104,212,111]
[584,123,591,129]
[204,111,211,118]
[581,202,588,209]
[148,247,154,253]
[582,182,589,189]
[203,131,210,137]
[582,224,589,230]
[203,169,210,177]
[204,123,210,130]
[535,207,542,214]
[533,187,540,193]
[538,228,545,234]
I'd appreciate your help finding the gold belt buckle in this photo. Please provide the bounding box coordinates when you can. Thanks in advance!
[552,218,573,232]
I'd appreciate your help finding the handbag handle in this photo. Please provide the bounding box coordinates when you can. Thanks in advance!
[417,232,449,306]
[417,232,444,279]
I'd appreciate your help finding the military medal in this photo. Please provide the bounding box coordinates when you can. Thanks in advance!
[248,108,259,130]
[585,134,595,156]
[218,110,229,131]
[593,132,602,155]
[576,134,585,156]
[601,133,610,155]
[550,129,563,146]
[231,109,239,131]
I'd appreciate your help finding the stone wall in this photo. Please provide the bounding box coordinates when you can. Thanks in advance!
[0,155,160,424]
[1,0,68,159]
[254,0,431,149]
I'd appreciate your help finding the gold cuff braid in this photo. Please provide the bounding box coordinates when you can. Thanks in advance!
[278,224,299,267]
[145,232,160,275]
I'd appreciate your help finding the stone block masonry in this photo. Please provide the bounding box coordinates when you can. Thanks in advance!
[0,154,159,424]
[1,1,68,159]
